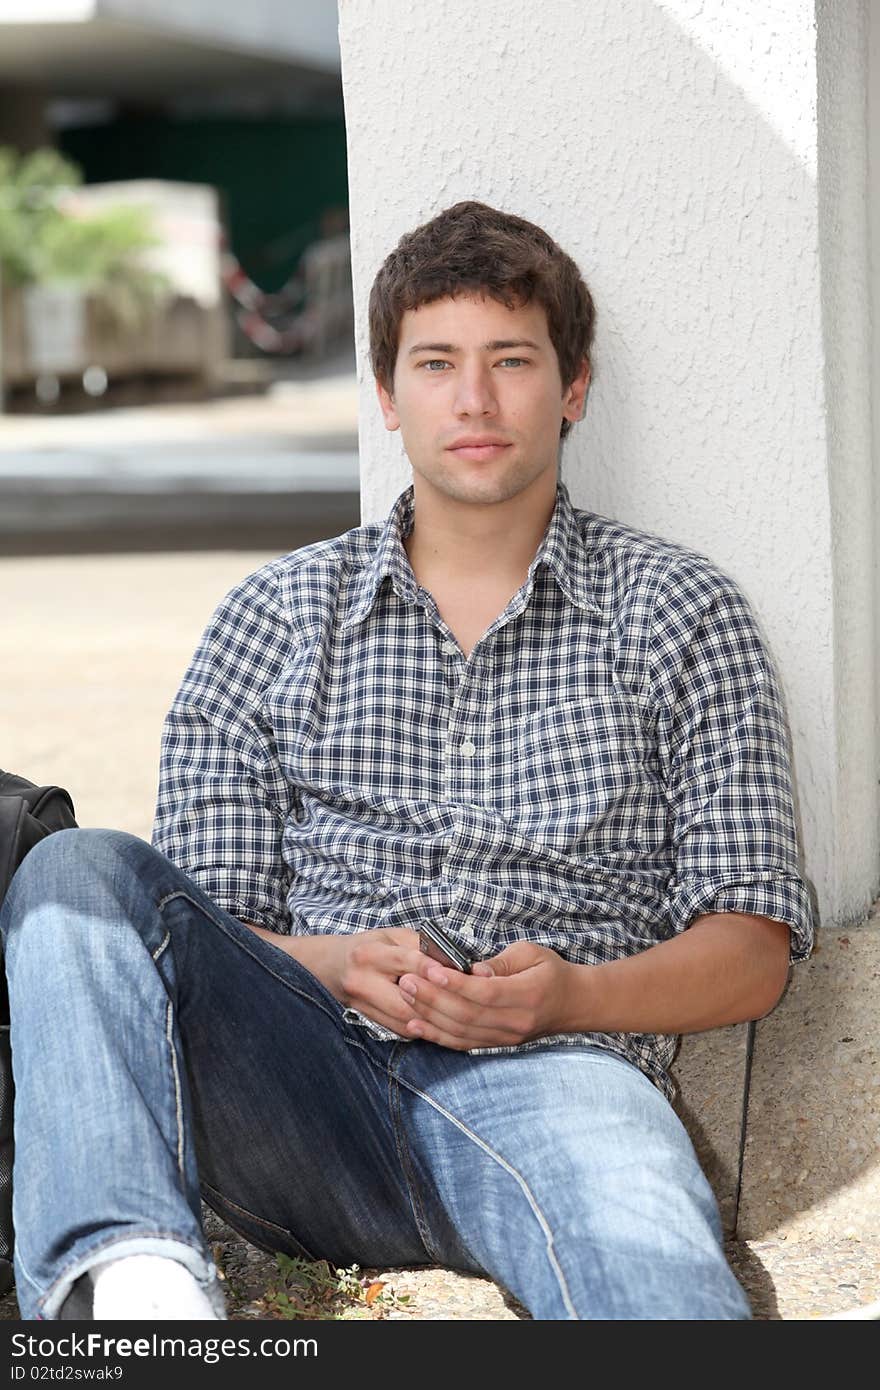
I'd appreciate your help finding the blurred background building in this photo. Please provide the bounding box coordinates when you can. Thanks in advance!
[0,0,359,550]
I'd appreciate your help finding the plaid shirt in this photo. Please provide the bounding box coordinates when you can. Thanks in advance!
[153,480,815,1099]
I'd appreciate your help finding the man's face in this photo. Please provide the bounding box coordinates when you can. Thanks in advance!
[376,293,589,510]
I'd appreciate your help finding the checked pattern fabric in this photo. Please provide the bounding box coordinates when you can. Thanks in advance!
[153,480,815,1098]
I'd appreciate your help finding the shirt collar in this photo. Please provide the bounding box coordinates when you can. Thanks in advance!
[527,478,601,616]
[346,484,420,628]
[343,478,600,631]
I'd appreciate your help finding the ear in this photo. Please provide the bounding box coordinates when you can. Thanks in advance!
[376,377,400,432]
[562,359,591,423]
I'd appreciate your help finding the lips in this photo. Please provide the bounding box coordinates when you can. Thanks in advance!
[446,436,512,461]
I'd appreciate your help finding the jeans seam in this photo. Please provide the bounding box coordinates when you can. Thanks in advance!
[156,889,344,1028]
[13,1238,40,1296]
[394,1072,578,1319]
[385,1056,439,1265]
[200,1181,321,1263]
[164,999,185,1178]
[152,930,171,963]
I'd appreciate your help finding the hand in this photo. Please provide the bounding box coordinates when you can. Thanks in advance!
[397,941,579,1050]
[241,923,425,1038]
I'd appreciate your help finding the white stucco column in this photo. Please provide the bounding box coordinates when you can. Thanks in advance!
[338,0,877,929]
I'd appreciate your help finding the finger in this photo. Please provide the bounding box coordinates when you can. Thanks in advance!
[403,953,469,985]
[400,962,498,996]
[352,942,429,982]
[403,989,500,1032]
[346,978,420,1034]
[356,983,507,1047]
[399,987,525,1044]
[403,1014,518,1049]
[475,943,540,977]
[347,967,500,1043]
[405,951,497,986]
[402,964,544,1038]
[397,974,493,1026]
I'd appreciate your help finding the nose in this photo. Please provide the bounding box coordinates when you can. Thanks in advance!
[452,362,497,418]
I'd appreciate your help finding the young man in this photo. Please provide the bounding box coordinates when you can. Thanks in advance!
[1,202,814,1321]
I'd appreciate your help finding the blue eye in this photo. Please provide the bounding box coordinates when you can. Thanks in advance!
[421,360,450,371]
[498,357,527,367]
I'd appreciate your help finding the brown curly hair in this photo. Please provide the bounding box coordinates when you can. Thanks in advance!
[369,201,595,439]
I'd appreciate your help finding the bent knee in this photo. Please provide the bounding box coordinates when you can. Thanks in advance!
[1,828,154,941]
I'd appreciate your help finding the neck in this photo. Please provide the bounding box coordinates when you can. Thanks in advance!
[403,475,559,587]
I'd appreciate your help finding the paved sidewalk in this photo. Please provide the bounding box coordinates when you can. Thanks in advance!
[2,546,878,1321]
[0,364,359,546]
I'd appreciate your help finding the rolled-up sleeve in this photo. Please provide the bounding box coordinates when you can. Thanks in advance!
[152,566,295,933]
[650,562,816,961]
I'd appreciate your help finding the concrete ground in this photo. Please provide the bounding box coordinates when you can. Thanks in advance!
[1,376,877,1319]
[0,350,360,551]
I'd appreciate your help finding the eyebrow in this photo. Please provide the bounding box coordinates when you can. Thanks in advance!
[407,339,542,355]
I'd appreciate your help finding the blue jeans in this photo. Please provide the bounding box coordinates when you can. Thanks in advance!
[0,829,750,1320]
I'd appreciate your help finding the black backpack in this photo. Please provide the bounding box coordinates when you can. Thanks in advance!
[0,770,78,1295]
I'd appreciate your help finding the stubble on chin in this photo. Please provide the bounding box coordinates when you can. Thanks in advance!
[420,455,553,507]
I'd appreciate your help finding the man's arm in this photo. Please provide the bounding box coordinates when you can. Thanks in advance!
[559,911,791,1033]
[245,906,789,1049]
[393,911,791,1049]
[152,569,296,933]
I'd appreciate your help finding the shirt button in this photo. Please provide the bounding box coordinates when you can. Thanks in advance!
[460,738,476,758]
[441,640,458,655]
[460,925,475,941]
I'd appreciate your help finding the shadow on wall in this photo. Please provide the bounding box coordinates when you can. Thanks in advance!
[549,1,871,1251]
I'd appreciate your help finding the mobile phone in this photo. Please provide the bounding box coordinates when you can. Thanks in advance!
[419,921,476,973]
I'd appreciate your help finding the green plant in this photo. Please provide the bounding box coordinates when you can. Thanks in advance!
[263,1253,413,1321]
[0,146,77,286]
[0,145,167,328]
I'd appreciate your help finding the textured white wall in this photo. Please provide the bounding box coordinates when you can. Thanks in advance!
[816,2,876,924]
[870,2,880,906]
[339,0,878,925]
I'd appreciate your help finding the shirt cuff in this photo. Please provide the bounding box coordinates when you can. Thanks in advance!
[667,871,816,962]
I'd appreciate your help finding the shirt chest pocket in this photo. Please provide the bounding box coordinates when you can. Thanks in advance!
[509,693,654,851]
